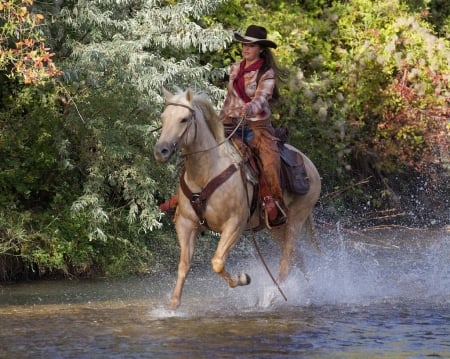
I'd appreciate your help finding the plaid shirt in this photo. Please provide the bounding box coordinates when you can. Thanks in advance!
[220,60,275,122]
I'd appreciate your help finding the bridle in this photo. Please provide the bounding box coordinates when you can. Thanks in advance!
[165,101,244,157]
[165,102,197,155]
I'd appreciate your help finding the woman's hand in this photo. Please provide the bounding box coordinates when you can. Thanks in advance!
[239,106,247,118]
[240,104,252,118]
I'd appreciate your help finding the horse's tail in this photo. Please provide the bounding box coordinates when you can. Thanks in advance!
[305,214,321,253]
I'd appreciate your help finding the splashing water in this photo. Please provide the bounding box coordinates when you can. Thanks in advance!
[1,227,449,359]
[302,227,450,306]
[167,226,450,313]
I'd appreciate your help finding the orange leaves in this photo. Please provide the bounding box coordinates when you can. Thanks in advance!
[1,0,60,84]
[17,6,27,16]
[15,38,35,48]
[0,2,12,11]
[13,40,60,84]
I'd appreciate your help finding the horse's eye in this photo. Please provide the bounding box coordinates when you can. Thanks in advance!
[181,117,189,123]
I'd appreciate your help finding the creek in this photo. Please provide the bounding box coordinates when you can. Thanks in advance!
[1,227,449,358]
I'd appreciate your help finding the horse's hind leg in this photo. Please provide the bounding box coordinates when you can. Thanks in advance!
[168,221,198,310]
[277,212,311,283]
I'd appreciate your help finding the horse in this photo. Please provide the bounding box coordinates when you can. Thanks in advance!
[154,88,321,310]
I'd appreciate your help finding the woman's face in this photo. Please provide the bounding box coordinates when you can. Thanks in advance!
[242,43,262,64]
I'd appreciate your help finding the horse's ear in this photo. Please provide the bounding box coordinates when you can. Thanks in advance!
[163,87,173,101]
[185,89,194,103]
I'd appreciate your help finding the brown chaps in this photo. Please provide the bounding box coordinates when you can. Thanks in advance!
[245,120,284,206]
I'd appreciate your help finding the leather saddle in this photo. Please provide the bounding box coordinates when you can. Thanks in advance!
[229,126,310,198]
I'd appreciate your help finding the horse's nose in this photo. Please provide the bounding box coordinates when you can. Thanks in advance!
[154,142,171,162]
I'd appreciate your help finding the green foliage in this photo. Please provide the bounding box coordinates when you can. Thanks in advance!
[1,0,450,281]
[60,0,231,103]
[214,0,449,215]
[0,85,60,205]
[332,0,450,174]
[0,78,92,279]
[404,0,450,37]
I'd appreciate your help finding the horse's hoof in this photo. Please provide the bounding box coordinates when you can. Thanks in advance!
[230,273,251,287]
[238,273,251,286]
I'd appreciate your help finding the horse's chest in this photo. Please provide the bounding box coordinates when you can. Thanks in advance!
[180,164,243,226]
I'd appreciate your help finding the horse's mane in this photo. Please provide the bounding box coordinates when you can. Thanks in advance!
[192,93,225,143]
[170,88,225,143]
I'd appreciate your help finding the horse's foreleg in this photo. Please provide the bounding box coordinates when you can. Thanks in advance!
[211,227,250,288]
[168,223,198,310]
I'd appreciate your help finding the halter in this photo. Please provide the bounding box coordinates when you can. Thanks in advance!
[166,102,198,153]
[166,102,195,113]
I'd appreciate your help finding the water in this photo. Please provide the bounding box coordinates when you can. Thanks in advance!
[0,227,449,358]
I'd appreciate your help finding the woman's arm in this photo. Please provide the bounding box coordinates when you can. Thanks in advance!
[244,68,275,118]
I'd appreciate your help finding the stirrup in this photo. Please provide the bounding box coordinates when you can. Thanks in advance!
[275,200,288,218]
[263,199,287,229]
[271,201,288,227]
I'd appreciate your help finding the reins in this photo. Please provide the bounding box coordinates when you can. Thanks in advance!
[251,231,288,302]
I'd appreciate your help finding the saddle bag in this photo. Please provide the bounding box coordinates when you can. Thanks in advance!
[279,143,310,195]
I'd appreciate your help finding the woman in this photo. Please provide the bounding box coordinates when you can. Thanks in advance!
[220,25,287,227]
[160,25,287,227]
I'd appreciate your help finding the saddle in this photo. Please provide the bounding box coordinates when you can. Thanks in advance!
[229,126,310,198]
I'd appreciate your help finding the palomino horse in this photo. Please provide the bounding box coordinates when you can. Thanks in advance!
[154,89,321,310]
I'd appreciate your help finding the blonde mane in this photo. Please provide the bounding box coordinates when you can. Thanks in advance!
[192,93,225,143]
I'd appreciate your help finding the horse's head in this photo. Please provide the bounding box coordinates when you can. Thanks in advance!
[154,88,196,163]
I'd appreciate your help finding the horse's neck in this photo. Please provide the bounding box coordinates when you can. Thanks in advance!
[182,106,234,189]
[184,151,223,187]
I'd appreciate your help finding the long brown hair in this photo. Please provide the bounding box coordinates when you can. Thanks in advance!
[257,47,287,101]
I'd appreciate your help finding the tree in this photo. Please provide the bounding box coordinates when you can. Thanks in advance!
[56,0,232,255]
[1,0,234,279]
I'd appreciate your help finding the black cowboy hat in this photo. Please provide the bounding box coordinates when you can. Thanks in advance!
[234,25,277,49]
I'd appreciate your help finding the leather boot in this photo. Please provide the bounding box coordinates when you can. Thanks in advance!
[271,199,288,227]
[263,196,287,227]
[159,194,178,215]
